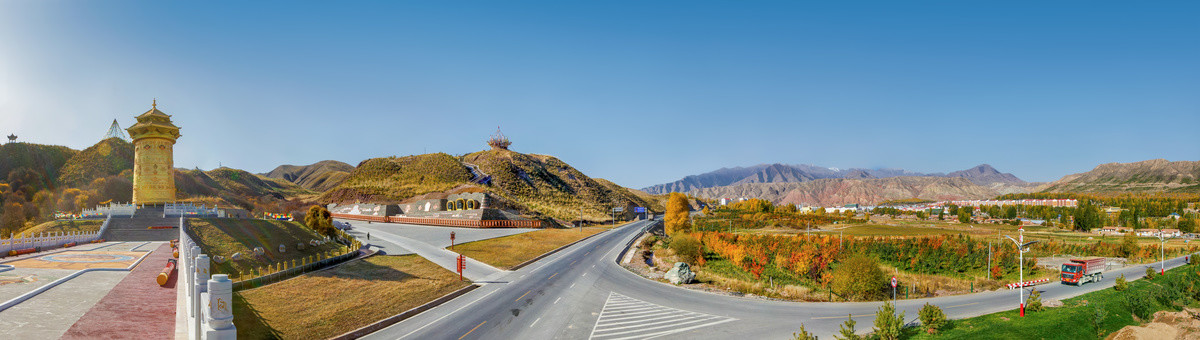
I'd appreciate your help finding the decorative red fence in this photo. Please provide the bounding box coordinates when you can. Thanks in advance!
[331,213,543,228]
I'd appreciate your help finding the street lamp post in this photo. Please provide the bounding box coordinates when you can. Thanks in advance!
[1159,232,1172,275]
[1004,228,1038,317]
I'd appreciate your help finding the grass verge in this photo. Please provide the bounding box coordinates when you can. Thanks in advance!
[909,264,1200,339]
[188,218,347,280]
[448,226,606,269]
[233,254,470,340]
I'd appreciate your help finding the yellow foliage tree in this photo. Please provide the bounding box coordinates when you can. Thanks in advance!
[665,192,691,236]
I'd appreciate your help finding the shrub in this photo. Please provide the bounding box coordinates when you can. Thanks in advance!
[990,265,1003,280]
[1114,274,1128,291]
[1092,303,1108,338]
[830,254,887,301]
[1146,266,1156,279]
[792,324,818,340]
[304,205,335,237]
[1026,289,1044,312]
[1124,289,1155,320]
[1191,254,1200,265]
[835,314,860,340]
[918,303,947,334]
[640,235,658,249]
[669,234,703,265]
[873,301,906,340]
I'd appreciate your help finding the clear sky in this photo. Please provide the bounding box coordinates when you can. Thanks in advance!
[1,1,1197,189]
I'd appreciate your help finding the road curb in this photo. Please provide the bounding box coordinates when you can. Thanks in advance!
[331,283,480,340]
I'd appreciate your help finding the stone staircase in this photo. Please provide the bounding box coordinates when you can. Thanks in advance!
[100,206,180,242]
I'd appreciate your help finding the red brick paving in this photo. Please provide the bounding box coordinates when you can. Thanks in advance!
[62,243,177,340]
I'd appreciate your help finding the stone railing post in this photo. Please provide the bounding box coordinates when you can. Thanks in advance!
[196,254,210,294]
[203,274,236,339]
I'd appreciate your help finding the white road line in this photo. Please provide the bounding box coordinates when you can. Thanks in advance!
[399,288,500,339]
[530,317,541,328]
[595,314,721,333]
[554,297,562,304]
[609,319,736,340]
[588,292,736,340]
[570,283,576,288]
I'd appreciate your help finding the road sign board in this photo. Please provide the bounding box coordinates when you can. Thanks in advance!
[613,207,624,212]
[891,276,898,288]
[633,207,646,213]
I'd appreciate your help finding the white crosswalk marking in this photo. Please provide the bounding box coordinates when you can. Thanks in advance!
[589,292,735,340]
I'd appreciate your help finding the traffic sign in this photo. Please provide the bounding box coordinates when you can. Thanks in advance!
[891,276,898,288]
[633,207,646,213]
[613,207,624,212]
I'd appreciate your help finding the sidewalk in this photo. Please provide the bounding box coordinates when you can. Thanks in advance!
[61,243,177,339]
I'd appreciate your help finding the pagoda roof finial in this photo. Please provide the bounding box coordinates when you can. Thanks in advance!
[153,98,157,108]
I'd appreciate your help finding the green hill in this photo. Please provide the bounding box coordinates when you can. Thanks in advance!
[0,142,78,189]
[176,167,314,211]
[56,138,135,187]
[321,149,659,223]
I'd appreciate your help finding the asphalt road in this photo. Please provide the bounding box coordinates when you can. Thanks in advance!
[364,219,1196,339]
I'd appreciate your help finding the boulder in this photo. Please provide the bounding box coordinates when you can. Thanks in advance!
[212,255,226,264]
[253,247,265,256]
[664,262,696,285]
[230,253,243,261]
[278,244,286,253]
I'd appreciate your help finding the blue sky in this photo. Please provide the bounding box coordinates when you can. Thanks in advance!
[1,1,1197,188]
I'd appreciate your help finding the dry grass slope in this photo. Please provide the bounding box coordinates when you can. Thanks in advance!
[448,227,606,269]
[233,255,470,340]
[187,218,346,280]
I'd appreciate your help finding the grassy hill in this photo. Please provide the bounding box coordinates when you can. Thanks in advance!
[320,149,661,223]
[320,153,473,203]
[175,167,313,212]
[0,142,78,189]
[56,138,135,187]
[263,160,354,192]
[1042,159,1200,193]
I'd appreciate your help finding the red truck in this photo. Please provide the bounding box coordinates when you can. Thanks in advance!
[1061,258,1106,285]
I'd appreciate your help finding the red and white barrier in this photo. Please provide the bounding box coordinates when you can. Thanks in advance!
[1006,278,1050,289]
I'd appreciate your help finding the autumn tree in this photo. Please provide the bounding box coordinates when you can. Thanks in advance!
[304,205,336,237]
[665,192,691,236]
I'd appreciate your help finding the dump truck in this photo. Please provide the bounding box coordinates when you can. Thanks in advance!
[1061,257,1106,285]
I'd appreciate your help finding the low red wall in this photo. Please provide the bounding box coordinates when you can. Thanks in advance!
[332,213,543,228]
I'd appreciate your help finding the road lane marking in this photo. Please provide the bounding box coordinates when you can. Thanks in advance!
[554,297,562,304]
[812,314,873,320]
[530,317,541,328]
[571,260,577,265]
[947,302,979,308]
[570,283,576,288]
[583,272,588,277]
[549,272,558,279]
[399,288,501,339]
[589,292,735,340]
[516,290,531,302]
[459,321,486,339]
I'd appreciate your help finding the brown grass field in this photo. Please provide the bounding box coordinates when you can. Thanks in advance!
[448,226,609,269]
[233,255,470,339]
[15,219,104,237]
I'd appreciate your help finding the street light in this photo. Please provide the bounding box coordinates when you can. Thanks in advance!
[1004,228,1039,317]
[1158,232,1174,275]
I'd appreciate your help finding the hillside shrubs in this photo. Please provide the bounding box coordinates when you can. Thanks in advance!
[304,205,335,237]
[669,234,704,265]
[1114,274,1127,291]
[918,303,947,334]
[830,254,886,301]
[1026,289,1043,313]
[835,314,859,340]
[873,301,905,340]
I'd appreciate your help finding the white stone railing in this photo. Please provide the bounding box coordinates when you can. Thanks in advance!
[81,203,136,218]
[0,215,108,256]
[179,217,236,340]
[166,203,219,218]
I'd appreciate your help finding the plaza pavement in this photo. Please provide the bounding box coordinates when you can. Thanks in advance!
[0,241,161,339]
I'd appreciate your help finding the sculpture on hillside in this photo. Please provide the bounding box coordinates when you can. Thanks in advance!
[488,126,511,150]
[6,134,15,143]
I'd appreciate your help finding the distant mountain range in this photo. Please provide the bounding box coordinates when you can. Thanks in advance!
[642,163,1028,195]
[1041,159,1199,193]
[685,176,997,207]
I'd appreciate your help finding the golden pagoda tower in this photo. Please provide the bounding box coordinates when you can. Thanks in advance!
[126,100,181,205]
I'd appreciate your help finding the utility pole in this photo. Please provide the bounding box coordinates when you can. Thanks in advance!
[1005,228,1038,317]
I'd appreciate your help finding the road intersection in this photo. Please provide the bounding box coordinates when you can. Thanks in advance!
[359,218,1196,339]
